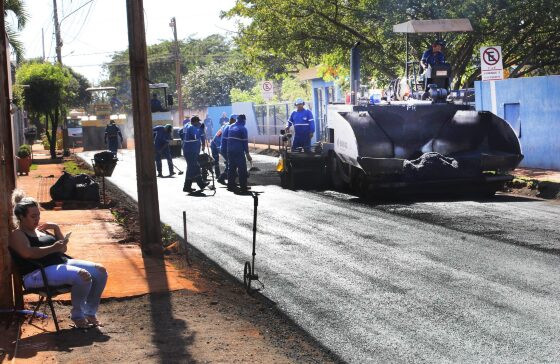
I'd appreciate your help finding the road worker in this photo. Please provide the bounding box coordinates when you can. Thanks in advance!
[153,124,174,177]
[286,98,315,152]
[227,114,252,192]
[181,116,207,192]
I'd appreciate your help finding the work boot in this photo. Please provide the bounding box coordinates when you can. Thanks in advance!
[217,177,226,185]
[197,182,209,191]
[169,171,176,177]
[227,183,237,192]
[157,172,164,178]
[183,181,193,192]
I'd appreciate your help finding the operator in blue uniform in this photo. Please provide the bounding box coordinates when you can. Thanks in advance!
[219,114,237,185]
[420,39,446,70]
[182,116,208,192]
[153,124,174,177]
[227,114,252,192]
[104,120,123,155]
[286,98,315,152]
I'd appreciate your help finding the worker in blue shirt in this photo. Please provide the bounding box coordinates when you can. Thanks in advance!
[210,125,225,183]
[286,98,315,152]
[153,124,174,177]
[150,93,164,112]
[227,114,252,192]
[421,39,445,70]
[104,120,123,155]
[181,116,207,192]
[219,114,237,184]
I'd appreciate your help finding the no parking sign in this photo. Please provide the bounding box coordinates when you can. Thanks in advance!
[480,46,504,81]
[261,80,274,101]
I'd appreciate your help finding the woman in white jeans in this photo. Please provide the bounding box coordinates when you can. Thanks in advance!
[9,190,107,329]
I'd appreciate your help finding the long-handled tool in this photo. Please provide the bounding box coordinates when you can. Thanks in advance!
[173,163,184,175]
[243,191,263,293]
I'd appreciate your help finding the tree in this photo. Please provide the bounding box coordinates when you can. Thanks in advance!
[4,0,28,63]
[102,34,236,107]
[224,0,560,88]
[184,61,256,108]
[15,62,78,158]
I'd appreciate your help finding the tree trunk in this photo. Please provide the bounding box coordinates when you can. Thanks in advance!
[49,109,58,159]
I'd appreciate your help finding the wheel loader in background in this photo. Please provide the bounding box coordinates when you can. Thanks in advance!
[278,19,523,198]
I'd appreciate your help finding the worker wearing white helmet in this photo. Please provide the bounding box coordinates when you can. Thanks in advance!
[286,98,315,152]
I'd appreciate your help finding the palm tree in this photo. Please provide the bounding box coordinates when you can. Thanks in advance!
[4,0,28,63]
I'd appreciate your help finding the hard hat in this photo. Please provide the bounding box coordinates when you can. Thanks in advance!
[229,114,238,120]
[294,98,305,106]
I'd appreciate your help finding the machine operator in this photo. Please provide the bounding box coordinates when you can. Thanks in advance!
[286,98,315,152]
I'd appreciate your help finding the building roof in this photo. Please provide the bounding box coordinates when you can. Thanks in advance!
[297,67,321,81]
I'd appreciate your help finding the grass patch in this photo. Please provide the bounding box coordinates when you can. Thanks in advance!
[30,164,38,171]
[63,160,93,175]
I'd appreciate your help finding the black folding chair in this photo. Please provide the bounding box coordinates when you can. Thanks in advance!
[11,255,71,333]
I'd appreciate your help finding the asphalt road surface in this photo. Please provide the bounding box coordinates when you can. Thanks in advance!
[82,150,560,363]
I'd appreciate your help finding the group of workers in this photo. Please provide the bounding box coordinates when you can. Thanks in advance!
[151,112,254,194]
[105,97,317,194]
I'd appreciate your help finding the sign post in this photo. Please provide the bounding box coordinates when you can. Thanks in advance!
[261,80,274,101]
[480,46,504,81]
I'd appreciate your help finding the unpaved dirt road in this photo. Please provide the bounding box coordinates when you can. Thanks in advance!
[81,150,560,363]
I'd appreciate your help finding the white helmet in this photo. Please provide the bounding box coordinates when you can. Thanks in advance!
[294,98,305,106]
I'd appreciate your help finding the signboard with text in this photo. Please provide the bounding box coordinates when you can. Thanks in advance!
[261,80,274,100]
[480,46,504,81]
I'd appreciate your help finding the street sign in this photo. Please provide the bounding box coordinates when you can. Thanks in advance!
[261,80,274,100]
[480,46,504,81]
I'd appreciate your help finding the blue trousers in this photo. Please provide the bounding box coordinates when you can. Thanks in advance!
[184,150,204,188]
[228,152,247,188]
[107,137,120,154]
[24,259,108,320]
[211,144,221,176]
[155,144,173,174]
[292,133,311,151]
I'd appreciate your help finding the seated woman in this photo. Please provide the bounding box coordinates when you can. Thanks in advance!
[9,190,108,329]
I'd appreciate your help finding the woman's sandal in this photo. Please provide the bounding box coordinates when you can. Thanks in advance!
[85,315,103,327]
[71,318,93,329]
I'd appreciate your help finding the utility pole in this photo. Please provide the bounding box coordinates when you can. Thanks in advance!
[126,0,163,256]
[0,0,16,311]
[52,0,62,65]
[42,28,46,61]
[170,17,184,123]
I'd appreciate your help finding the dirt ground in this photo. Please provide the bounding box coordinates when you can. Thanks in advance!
[6,154,340,364]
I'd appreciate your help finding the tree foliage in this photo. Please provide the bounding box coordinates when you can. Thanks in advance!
[184,61,255,108]
[15,62,81,158]
[225,0,560,87]
[102,34,238,106]
[4,0,28,63]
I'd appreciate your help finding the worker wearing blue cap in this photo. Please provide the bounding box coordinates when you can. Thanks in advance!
[218,114,237,184]
[181,116,207,192]
[286,98,315,152]
[153,124,174,177]
[227,114,252,192]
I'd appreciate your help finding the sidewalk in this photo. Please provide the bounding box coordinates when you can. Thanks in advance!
[509,166,560,199]
[3,144,338,363]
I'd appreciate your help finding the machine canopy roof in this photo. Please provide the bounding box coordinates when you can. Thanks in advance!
[149,83,169,89]
[393,19,473,33]
[86,86,117,92]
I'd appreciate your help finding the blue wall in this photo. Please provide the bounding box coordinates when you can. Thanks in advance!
[205,105,232,137]
[311,78,335,141]
[475,75,560,170]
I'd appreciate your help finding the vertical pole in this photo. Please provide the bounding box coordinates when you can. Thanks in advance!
[41,28,46,61]
[52,0,62,65]
[170,18,184,124]
[126,0,162,255]
[266,104,270,149]
[0,0,16,310]
[405,33,409,80]
[251,193,258,276]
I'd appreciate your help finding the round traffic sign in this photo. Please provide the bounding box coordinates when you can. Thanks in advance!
[261,81,273,92]
[482,47,501,66]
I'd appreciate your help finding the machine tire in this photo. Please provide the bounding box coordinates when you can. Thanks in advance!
[329,154,348,190]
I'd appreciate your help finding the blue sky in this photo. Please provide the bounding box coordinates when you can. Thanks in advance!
[12,0,238,84]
